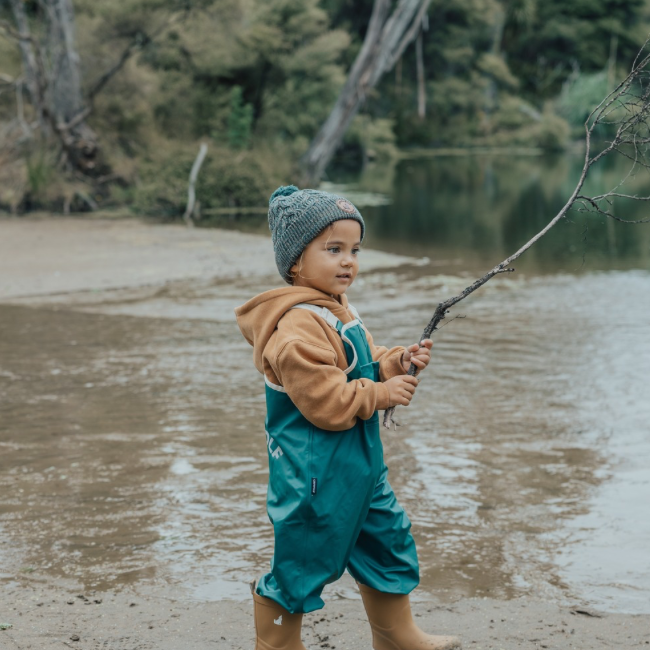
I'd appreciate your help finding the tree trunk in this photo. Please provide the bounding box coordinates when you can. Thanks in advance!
[482,6,506,133]
[9,0,48,133]
[45,0,83,122]
[415,27,425,119]
[43,0,101,173]
[300,0,432,185]
[8,0,103,174]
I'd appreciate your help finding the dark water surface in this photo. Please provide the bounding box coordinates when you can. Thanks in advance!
[207,152,650,275]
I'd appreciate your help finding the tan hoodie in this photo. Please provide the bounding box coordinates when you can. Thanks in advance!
[235,287,406,431]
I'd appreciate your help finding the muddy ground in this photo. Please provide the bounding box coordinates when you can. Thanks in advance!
[1,215,648,650]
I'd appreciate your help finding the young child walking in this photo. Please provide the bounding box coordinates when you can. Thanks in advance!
[235,186,461,650]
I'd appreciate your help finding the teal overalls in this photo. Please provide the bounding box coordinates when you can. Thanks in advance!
[256,303,419,614]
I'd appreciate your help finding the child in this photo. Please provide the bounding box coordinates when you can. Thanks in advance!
[235,186,461,650]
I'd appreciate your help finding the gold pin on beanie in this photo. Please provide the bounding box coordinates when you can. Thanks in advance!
[268,185,365,284]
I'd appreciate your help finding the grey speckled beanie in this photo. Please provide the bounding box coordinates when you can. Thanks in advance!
[268,185,365,284]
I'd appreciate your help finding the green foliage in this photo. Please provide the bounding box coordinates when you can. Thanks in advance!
[245,0,350,147]
[502,0,650,97]
[481,107,570,150]
[196,152,272,209]
[132,143,287,216]
[5,0,650,214]
[557,71,611,130]
[476,53,519,90]
[227,87,254,149]
[374,0,649,151]
[26,149,53,197]
[343,115,397,163]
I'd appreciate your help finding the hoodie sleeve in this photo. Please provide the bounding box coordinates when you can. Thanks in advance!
[364,328,406,381]
[273,338,391,432]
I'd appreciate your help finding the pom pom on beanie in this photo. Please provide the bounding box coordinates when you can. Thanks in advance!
[267,185,365,284]
[269,185,299,204]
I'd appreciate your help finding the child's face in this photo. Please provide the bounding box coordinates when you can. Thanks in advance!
[290,220,361,296]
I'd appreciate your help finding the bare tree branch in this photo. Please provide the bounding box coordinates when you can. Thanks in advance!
[383,35,650,428]
[183,142,208,226]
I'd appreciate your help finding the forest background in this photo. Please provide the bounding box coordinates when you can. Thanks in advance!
[2,0,650,217]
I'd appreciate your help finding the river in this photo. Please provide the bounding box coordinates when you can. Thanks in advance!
[1,152,649,615]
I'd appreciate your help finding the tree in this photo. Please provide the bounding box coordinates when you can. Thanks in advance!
[0,0,200,178]
[501,0,649,98]
[300,0,431,184]
[2,0,104,174]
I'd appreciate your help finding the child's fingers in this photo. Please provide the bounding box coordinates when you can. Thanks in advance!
[420,339,433,349]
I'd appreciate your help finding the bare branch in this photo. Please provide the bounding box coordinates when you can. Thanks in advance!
[383,35,650,428]
[0,18,30,41]
[15,78,31,138]
[575,196,650,224]
[183,142,208,226]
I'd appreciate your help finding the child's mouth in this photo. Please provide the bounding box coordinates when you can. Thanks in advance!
[336,274,351,280]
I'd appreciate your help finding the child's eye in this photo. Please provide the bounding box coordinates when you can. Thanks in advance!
[327,246,341,253]
[352,248,360,255]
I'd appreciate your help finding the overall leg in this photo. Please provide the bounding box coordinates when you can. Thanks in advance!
[258,432,379,614]
[346,464,419,593]
[348,466,461,650]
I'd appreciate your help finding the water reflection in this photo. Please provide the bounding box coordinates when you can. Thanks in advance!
[204,153,650,274]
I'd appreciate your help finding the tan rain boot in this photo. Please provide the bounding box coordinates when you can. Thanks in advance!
[251,582,307,650]
[357,583,461,650]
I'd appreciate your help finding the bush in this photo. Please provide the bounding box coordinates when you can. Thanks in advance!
[343,115,397,163]
[227,87,254,150]
[132,143,285,217]
[557,70,611,132]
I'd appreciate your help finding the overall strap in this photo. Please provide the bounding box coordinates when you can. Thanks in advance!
[290,303,362,376]
[291,303,340,331]
[347,302,362,323]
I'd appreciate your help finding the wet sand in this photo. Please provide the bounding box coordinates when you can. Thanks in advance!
[1,215,649,649]
[3,577,648,650]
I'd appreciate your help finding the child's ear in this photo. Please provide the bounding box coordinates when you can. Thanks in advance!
[288,262,299,284]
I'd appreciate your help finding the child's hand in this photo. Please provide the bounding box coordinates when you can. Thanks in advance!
[384,375,419,407]
[401,339,433,374]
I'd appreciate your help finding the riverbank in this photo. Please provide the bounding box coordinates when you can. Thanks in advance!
[0,213,414,302]
[2,575,647,650]
[1,216,648,649]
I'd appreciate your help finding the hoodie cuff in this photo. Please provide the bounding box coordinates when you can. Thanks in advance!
[379,347,406,381]
[375,381,391,411]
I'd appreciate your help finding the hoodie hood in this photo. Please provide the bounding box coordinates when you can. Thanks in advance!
[235,287,353,373]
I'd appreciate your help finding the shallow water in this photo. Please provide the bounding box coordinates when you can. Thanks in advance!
[1,266,649,613]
